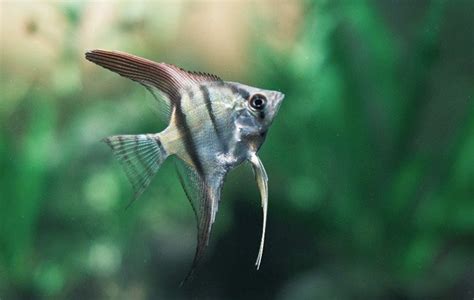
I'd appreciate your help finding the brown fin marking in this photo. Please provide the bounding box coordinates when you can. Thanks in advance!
[103,134,167,207]
[134,135,155,179]
[85,49,222,103]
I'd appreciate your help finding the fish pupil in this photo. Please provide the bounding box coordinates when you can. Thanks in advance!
[250,94,267,110]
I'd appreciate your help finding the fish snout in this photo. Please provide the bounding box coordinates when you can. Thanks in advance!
[271,91,285,112]
[273,91,285,102]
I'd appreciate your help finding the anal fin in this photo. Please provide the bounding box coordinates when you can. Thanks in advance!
[175,159,226,285]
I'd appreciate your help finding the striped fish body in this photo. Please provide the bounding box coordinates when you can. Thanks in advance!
[85,50,284,283]
[160,84,237,170]
[161,82,268,172]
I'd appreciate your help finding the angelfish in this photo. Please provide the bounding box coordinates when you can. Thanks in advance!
[85,50,284,280]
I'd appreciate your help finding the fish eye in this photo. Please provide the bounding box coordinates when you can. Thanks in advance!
[249,94,267,110]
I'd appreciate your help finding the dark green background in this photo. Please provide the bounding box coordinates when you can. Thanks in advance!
[1,1,473,299]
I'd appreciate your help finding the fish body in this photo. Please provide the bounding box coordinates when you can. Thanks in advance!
[85,50,284,281]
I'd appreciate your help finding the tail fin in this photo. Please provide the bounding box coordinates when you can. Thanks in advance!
[104,134,167,206]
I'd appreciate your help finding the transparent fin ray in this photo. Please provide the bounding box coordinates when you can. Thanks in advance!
[175,158,225,284]
[143,85,172,123]
[104,134,167,205]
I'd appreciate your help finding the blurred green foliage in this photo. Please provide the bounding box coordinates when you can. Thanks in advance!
[1,1,473,299]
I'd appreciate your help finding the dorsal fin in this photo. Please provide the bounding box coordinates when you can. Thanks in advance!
[85,49,222,103]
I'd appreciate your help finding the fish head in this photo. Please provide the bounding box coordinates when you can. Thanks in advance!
[249,89,285,128]
[229,82,284,148]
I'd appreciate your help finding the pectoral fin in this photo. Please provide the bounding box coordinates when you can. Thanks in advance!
[249,153,268,270]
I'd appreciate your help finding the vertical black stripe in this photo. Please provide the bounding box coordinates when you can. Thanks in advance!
[174,94,205,176]
[228,83,250,100]
[154,136,166,158]
[200,85,228,153]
